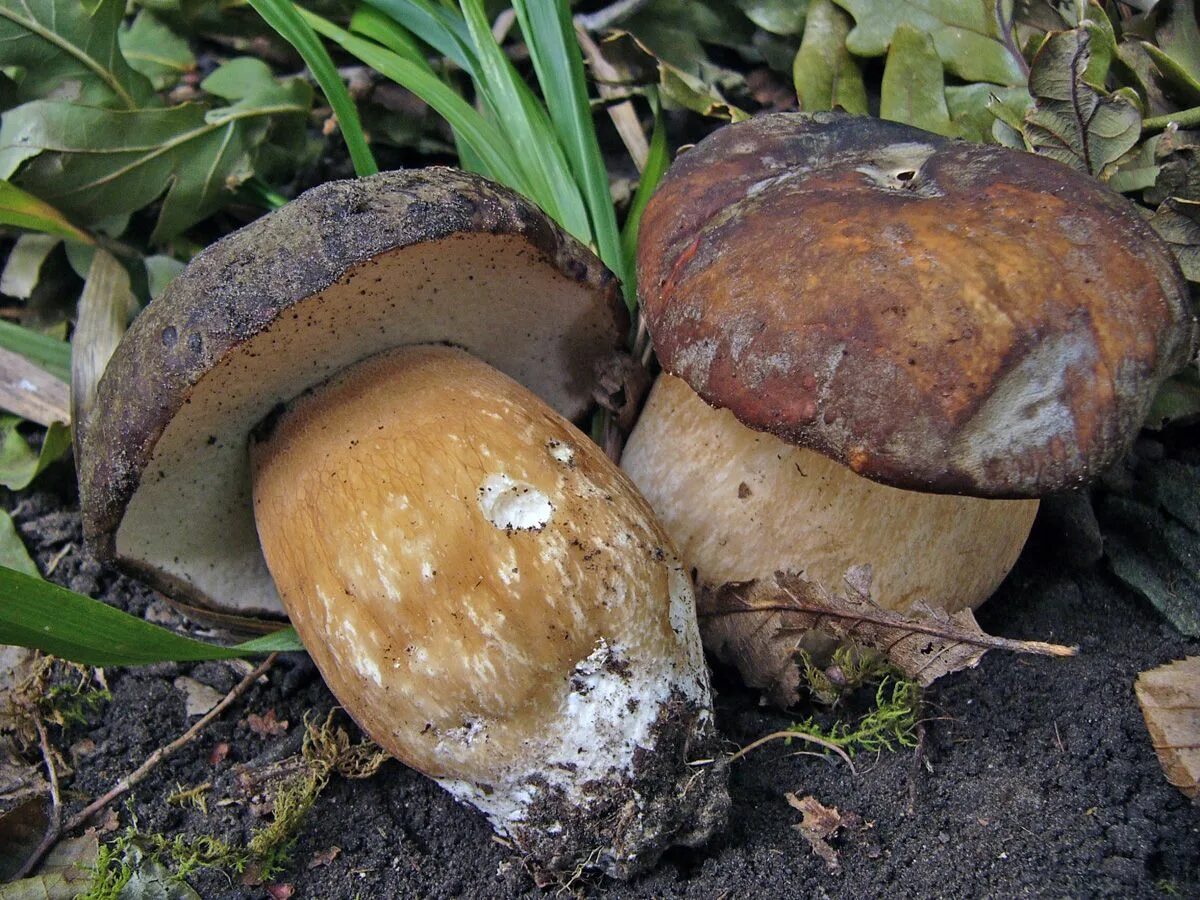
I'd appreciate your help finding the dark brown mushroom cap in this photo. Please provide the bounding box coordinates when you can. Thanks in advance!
[639,112,1196,497]
[79,167,626,618]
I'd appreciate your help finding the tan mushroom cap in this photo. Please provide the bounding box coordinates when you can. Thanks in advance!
[78,168,627,619]
[251,346,726,877]
[639,112,1196,497]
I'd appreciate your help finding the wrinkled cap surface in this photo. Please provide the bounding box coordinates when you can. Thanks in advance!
[79,168,626,619]
[639,112,1197,497]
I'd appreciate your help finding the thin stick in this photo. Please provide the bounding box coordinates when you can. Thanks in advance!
[65,653,277,832]
[13,714,63,879]
[729,729,857,774]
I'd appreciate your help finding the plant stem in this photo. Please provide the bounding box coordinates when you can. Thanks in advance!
[1143,107,1200,132]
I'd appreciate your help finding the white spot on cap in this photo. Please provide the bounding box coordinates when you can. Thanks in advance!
[478,474,553,531]
[547,440,575,466]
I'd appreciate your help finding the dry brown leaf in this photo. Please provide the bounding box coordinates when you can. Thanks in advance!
[1135,656,1200,802]
[264,884,295,899]
[208,741,230,766]
[699,566,1077,707]
[785,792,858,873]
[307,845,341,869]
[246,709,288,737]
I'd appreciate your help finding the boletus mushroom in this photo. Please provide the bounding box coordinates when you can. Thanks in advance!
[78,169,728,879]
[621,112,1197,706]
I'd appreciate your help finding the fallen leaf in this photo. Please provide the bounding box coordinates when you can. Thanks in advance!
[247,709,289,737]
[785,792,859,873]
[0,832,98,899]
[307,846,341,869]
[173,676,225,718]
[698,567,1076,707]
[209,741,231,766]
[265,884,294,899]
[1135,657,1200,801]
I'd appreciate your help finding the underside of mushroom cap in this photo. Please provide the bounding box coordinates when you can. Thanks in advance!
[79,168,626,619]
[639,112,1197,498]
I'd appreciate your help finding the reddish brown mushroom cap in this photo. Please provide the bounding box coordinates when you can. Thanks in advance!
[639,112,1197,497]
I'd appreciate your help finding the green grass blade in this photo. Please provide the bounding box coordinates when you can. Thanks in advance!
[365,0,477,75]
[248,0,379,177]
[512,0,624,298]
[619,99,668,301]
[348,4,491,178]
[458,0,590,241]
[0,181,93,244]
[0,320,70,383]
[350,4,433,70]
[0,566,304,666]
[300,7,528,193]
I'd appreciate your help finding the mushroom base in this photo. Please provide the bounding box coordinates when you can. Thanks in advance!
[442,690,728,882]
[621,374,1040,706]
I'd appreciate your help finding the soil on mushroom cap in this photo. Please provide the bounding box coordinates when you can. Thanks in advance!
[5,444,1200,898]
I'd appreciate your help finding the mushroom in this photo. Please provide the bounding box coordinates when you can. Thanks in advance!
[621,112,1197,705]
[78,169,728,878]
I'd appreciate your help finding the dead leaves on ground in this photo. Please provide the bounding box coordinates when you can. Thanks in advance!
[786,792,862,873]
[1136,656,1200,802]
[699,566,1076,708]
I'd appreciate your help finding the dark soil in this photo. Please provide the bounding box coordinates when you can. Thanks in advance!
[5,439,1200,899]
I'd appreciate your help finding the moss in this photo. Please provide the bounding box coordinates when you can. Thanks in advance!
[786,676,919,757]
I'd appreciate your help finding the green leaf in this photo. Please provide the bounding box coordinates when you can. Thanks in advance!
[831,0,1027,86]
[946,83,1030,142]
[793,0,868,114]
[0,67,310,241]
[1144,42,1200,104]
[1023,27,1142,176]
[0,0,154,109]
[1154,0,1200,95]
[0,510,38,578]
[0,417,70,489]
[298,7,528,196]
[247,0,378,178]
[144,254,185,301]
[118,9,195,92]
[0,565,305,666]
[737,0,809,36]
[0,320,70,383]
[880,24,953,135]
[0,181,92,244]
[512,0,626,301]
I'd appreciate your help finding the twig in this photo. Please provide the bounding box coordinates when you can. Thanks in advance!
[729,729,857,773]
[64,653,277,833]
[13,714,63,879]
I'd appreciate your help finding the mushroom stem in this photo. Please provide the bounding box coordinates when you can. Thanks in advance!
[249,347,727,880]
[621,375,1039,697]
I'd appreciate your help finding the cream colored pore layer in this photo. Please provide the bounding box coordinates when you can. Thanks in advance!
[621,374,1039,612]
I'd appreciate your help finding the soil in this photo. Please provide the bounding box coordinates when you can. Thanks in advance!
[5,433,1200,899]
